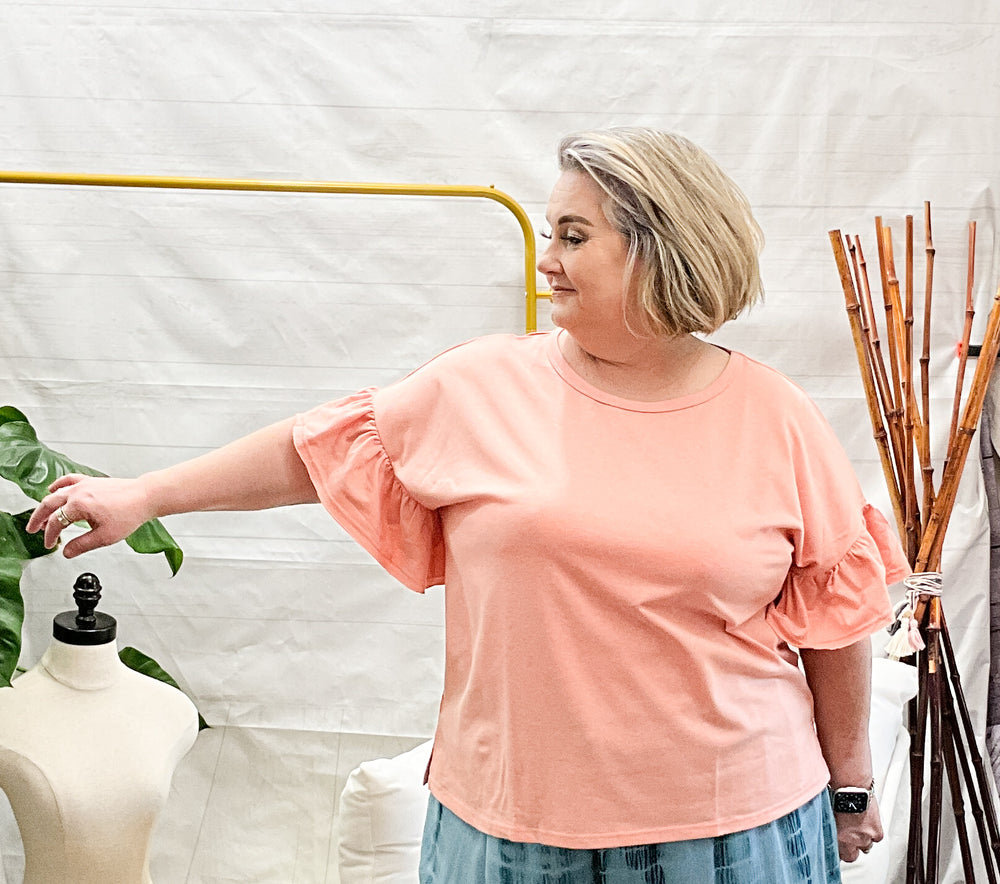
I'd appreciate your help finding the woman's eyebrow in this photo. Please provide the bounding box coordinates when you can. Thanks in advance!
[555,214,594,226]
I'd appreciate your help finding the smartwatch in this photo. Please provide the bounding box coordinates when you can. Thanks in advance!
[830,780,875,814]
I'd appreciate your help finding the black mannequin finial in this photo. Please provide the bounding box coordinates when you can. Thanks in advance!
[53,573,117,646]
[71,572,102,628]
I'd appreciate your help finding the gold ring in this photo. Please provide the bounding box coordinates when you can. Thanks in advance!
[55,506,73,528]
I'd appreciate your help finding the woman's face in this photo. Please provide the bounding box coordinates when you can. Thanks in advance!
[537,170,642,354]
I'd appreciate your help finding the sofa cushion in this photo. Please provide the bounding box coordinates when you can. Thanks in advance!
[338,739,433,883]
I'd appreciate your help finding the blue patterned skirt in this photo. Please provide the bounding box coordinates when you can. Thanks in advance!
[419,790,841,884]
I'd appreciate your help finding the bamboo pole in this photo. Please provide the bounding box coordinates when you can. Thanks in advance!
[905,215,922,542]
[909,387,930,558]
[921,202,937,518]
[917,281,1000,571]
[941,715,978,884]
[829,230,905,536]
[946,716,1000,883]
[940,622,996,883]
[908,655,930,884]
[851,235,908,494]
[875,218,909,509]
[947,709,998,884]
[941,613,1000,864]
[904,590,1000,881]
[926,598,944,884]
[851,235,877,334]
[885,224,920,562]
[854,236,902,438]
[949,222,977,453]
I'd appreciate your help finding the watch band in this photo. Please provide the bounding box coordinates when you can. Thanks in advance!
[832,778,875,795]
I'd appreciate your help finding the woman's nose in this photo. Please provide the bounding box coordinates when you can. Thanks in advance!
[536,239,558,276]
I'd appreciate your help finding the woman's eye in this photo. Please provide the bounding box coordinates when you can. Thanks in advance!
[539,228,585,246]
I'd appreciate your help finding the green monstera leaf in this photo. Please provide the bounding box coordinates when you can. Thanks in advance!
[0,557,26,689]
[119,646,210,731]
[0,510,57,687]
[0,407,29,426]
[0,413,182,575]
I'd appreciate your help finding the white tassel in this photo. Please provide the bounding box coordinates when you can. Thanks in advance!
[885,573,939,659]
[885,607,923,659]
[907,614,925,652]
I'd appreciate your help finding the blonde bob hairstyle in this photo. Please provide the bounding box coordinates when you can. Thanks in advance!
[557,127,764,337]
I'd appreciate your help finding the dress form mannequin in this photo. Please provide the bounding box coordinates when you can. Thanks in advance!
[0,574,199,884]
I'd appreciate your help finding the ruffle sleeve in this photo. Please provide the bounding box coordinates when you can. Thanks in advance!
[292,388,445,592]
[765,503,911,649]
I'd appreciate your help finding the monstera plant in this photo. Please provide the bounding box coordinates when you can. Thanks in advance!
[0,406,205,727]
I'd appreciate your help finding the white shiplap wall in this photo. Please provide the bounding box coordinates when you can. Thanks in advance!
[0,2,997,881]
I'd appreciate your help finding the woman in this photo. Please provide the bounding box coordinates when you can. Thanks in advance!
[28,128,909,883]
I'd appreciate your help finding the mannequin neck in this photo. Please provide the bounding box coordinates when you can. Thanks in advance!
[40,637,123,691]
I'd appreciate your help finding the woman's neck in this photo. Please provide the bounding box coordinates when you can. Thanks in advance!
[41,638,123,691]
[558,330,729,402]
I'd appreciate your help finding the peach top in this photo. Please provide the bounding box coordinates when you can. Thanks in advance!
[293,331,909,848]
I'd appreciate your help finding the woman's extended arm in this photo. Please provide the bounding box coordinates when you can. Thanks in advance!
[26,417,319,559]
[800,638,883,862]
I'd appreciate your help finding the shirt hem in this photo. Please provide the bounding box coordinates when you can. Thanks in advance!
[427,775,831,849]
[794,611,894,651]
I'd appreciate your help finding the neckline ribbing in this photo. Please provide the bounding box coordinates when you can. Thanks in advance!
[545,329,741,413]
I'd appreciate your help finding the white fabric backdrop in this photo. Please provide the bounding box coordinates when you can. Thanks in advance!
[0,2,997,881]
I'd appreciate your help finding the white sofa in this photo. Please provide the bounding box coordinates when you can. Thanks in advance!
[337,657,918,883]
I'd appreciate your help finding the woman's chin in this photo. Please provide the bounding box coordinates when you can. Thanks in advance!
[548,302,574,331]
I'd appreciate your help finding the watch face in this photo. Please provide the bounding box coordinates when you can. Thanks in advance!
[832,789,870,814]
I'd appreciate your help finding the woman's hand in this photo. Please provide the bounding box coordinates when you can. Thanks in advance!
[26,473,155,558]
[799,639,883,862]
[834,797,884,862]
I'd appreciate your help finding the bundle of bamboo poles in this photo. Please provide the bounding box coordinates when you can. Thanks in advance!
[831,209,1000,883]
[829,206,1000,573]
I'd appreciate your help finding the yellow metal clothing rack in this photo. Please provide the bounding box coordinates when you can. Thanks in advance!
[0,170,552,333]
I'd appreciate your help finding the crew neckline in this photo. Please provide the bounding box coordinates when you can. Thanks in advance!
[545,329,741,413]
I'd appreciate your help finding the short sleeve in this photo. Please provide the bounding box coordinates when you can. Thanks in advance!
[766,503,911,649]
[293,388,445,592]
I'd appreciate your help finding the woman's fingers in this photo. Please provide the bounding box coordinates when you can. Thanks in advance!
[44,501,76,549]
[25,474,84,534]
[62,525,115,559]
[28,491,83,549]
[26,475,153,555]
[47,473,83,494]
